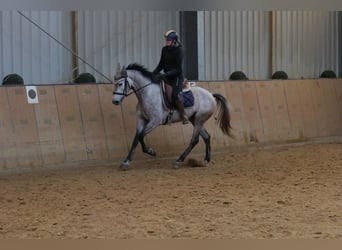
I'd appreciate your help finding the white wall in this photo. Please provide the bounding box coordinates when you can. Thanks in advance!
[198,11,270,80]
[272,11,340,79]
[198,10,340,80]
[0,11,340,84]
[76,10,180,82]
[0,11,72,84]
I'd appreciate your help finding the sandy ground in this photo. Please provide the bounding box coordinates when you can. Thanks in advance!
[0,142,341,239]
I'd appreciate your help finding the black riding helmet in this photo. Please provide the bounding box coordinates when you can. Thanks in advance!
[164,30,178,41]
[164,30,181,46]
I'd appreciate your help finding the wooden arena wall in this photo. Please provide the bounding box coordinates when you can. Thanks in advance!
[0,79,341,172]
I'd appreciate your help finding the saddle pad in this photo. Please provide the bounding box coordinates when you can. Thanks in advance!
[182,90,194,108]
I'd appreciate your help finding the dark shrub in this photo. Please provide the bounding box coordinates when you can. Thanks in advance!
[320,70,336,78]
[2,74,24,85]
[271,71,288,80]
[229,71,248,80]
[74,73,96,83]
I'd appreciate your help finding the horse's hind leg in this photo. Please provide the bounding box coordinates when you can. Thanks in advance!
[200,128,211,164]
[174,126,201,168]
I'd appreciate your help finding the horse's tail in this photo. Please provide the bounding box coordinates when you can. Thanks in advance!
[213,93,233,138]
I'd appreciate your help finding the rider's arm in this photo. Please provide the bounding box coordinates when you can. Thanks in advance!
[153,48,165,74]
[164,47,183,78]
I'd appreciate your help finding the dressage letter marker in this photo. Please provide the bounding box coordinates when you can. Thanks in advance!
[25,86,39,104]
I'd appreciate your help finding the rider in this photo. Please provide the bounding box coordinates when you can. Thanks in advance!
[153,30,189,124]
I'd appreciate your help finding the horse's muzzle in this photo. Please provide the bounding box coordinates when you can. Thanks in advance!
[112,99,120,105]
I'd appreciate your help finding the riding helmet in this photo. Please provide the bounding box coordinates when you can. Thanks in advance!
[164,30,179,42]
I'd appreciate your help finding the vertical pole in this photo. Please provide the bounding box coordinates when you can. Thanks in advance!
[269,11,274,78]
[339,11,342,77]
[71,11,79,81]
[180,11,198,80]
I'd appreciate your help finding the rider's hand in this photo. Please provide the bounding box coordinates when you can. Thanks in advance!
[154,73,166,82]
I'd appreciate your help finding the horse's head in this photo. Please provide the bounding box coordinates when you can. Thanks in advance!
[112,64,132,105]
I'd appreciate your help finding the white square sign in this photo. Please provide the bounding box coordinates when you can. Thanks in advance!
[25,86,39,104]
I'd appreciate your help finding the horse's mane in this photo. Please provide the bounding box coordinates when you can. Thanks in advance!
[126,63,154,80]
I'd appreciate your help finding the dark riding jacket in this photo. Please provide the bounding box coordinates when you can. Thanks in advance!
[153,45,184,82]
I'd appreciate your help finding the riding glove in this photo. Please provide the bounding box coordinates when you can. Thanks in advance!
[154,73,167,82]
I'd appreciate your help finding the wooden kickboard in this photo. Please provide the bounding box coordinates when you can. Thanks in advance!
[77,85,109,161]
[34,86,64,165]
[240,81,263,144]
[270,81,292,140]
[255,81,277,142]
[311,80,330,136]
[283,80,305,139]
[7,86,42,168]
[103,135,129,162]
[319,79,341,136]
[98,84,129,159]
[225,82,251,145]
[55,85,87,162]
[145,125,167,152]
[0,87,18,169]
[297,80,318,138]
[163,122,185,149]
[334,80,342,131]
[195,81,210,90]
[98,84,126,136]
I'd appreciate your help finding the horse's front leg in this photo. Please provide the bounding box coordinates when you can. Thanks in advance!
[120,118,159,170]
[139,119,161,156]
[120,130,141,170]
[121,130,156,169]
[120,116,146,170]
[140,137,156,156]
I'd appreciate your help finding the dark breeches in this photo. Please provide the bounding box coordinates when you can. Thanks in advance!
[170,77,183,104]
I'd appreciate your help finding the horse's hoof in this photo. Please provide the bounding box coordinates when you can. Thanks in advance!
[203,160,210,166]
[173,160,182,169]
[119,162,130,171]
[146,148,156,156]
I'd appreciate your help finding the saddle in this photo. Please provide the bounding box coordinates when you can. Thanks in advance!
[160,78,195,110]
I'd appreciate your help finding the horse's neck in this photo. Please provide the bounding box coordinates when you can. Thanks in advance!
[131,72,161,105]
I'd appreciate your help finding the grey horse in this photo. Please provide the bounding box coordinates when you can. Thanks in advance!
[112,63,233,170]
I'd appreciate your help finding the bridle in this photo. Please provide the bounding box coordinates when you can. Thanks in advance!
[113,72,154,97]
[113,75,131,96]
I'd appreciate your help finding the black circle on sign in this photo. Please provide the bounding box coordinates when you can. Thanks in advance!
[28,89,37,99]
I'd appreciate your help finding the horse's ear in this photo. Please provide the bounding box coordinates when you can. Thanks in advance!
[121,66,127,76]
[114,63,121,80]
[116,63,121,73]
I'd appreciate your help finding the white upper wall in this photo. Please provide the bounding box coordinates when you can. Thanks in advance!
[0,10,340,84]
[76,10,180,82]
[198,10,340,80]
[0,11,72,84]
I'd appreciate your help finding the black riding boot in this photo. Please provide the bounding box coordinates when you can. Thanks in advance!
[174,99,189,124]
